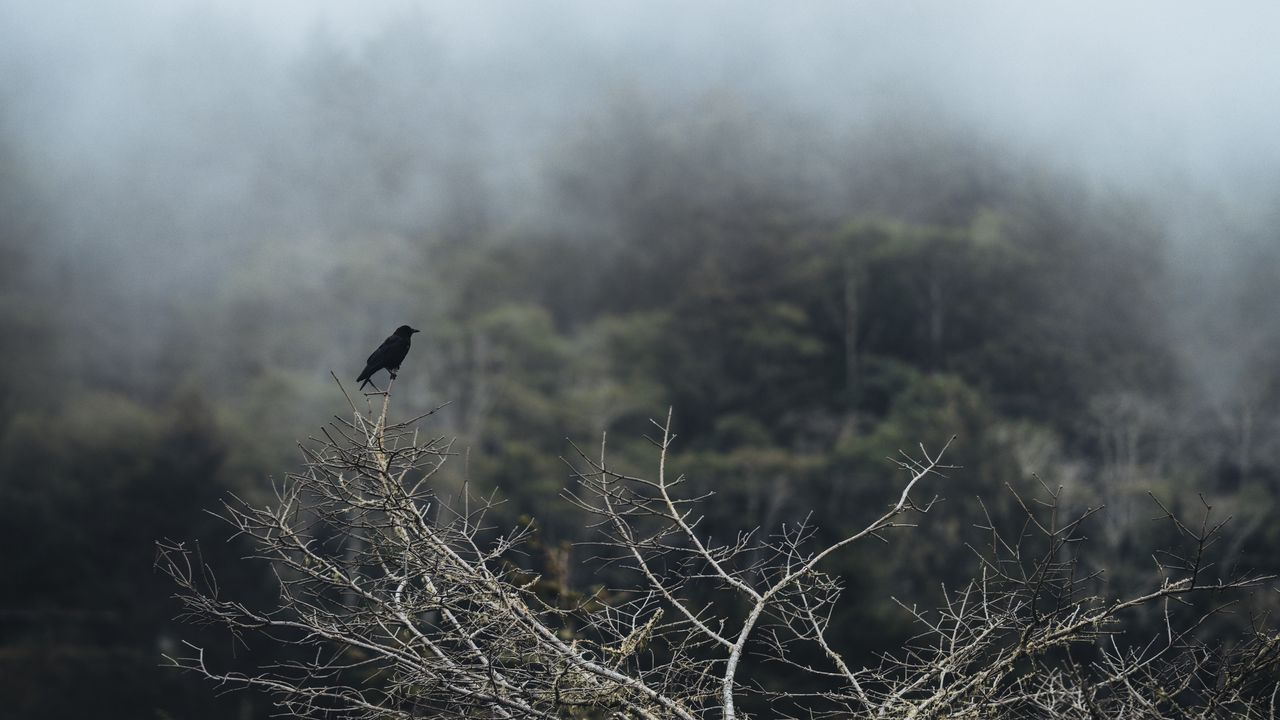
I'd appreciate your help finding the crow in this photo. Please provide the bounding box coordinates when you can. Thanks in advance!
[356,325,420,390]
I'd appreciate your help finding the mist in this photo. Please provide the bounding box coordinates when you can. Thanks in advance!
[4,1,1279,387]
[4,2,1280,717]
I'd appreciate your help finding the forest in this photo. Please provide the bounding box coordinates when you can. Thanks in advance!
[2,3,1280,718]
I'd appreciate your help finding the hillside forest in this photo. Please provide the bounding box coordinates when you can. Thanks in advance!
[3,6,1280,718]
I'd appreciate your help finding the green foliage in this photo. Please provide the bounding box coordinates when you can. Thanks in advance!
[4,53,1278,718]
[0,389,232,612]
[0,387,257,718]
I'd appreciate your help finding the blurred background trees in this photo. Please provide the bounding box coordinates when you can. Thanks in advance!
[3,3,1280,717]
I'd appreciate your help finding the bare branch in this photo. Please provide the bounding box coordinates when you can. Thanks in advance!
[162,389,1280,719]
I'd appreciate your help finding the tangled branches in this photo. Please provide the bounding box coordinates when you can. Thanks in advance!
[158,384,1280,718]
[874,484,1280,718]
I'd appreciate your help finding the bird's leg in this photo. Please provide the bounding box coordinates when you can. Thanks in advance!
[389,369,399,380]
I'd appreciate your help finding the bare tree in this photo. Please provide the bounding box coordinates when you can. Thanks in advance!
[159,381,1280,718]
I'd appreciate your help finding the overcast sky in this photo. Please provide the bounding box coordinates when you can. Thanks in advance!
[9,1,1278,184]
[3,0,1278,405]
[5,0,1280,264]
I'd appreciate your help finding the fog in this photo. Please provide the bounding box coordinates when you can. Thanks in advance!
[1,1,1275,447]
[6,5,1278,274]
[10,3,1280,174]
[3,0,1278,434]
[7,3,1280,715]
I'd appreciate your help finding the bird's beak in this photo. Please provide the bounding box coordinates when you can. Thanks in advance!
[411,328,421,334]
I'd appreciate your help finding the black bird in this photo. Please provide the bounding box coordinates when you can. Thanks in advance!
[356,325,420,390]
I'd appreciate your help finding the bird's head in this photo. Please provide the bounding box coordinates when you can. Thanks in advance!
[394,325,420,337]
